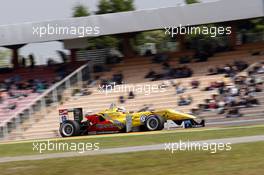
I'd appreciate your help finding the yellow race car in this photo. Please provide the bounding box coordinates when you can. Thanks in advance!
[59,104,205,137]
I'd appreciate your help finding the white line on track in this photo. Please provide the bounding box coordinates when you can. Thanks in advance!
[0,135,264,163]
[207,118,264,125]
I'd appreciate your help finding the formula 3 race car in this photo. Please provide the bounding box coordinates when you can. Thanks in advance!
[59,104,205,137]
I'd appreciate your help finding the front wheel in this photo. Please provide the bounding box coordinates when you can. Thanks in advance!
[59,120,81,137]
[145,116,165,131]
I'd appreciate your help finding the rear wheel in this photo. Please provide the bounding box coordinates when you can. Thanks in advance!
[60,120,81,137]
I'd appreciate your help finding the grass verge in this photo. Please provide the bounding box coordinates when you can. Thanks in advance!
[0,141,263,175]
[0,125,263,157]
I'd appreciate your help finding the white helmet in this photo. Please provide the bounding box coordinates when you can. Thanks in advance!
[109,103,116,110]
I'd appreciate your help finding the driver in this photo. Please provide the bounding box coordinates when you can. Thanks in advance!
[109,103,117,110]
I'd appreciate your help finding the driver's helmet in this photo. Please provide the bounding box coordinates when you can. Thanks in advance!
[109,103,116,110]
[117,107,126,113]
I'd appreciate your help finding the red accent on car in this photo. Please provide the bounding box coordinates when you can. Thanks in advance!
[85,114,120,132]
[59,109,68,115]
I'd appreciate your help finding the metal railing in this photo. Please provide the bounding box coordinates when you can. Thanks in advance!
[76,49,108,64]
[0,63,91,140]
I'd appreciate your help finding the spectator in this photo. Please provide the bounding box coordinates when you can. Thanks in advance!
[257,64,264,73]
[106,48,123,64]
[175,83,185,94]
[178,95,192,106]
[190,80,200,89]
[246,95,259,106]
[208,99,217,109]
[119,96,125,104]
[229,86,239,96]
[226,107,242,118]
[145,65,193,81]
[29,54,35,69]
[145,49,153,56]
[128,91,135,99]
[145,69,157,79]
[47,58,57,66]
[112,72,123,85]
[207,68,217,75]
[21,57,26,67]
[162,61,170,69]
[256,83,263,92]
[208,60,248,77]
[217,99,226,114]
[152,53,169,63]
[7,101,17,110]
[35,81,46,93]
[72,88,92,97]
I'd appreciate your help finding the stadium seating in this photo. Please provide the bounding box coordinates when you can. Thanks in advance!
[4,43,264,140]
[8,75,222,139]
[0,63,84,131]
[97,42,264,83]
[200,73,264,125]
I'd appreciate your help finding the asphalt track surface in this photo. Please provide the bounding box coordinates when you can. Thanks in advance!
[1,122,264,145]
[206,118,264,126]
[0,135,264,163]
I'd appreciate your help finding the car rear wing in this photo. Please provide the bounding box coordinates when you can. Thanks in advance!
[59,108,83,124]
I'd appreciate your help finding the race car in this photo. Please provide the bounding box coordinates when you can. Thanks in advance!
[59,104,205,137]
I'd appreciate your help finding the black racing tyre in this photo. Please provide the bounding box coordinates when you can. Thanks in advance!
[157,116,165,130]
[145,115,165,131]
[201,119,205,127]
[59,120,81,137]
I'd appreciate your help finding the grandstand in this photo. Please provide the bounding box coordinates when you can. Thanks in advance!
[3,42,264,140]
[1,54,264,140]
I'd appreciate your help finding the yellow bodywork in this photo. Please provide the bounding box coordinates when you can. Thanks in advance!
[99,105,197,128]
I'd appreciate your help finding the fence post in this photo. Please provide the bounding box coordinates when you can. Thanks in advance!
[52,88,58,106]
[66,79,71,89]
[2,125,8,139]
[28,107,34,124]
[77,70,83,88]
[15,116,22,140]
[41,98,47,114]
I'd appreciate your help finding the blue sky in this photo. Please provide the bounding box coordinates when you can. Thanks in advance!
[0,0,217,64]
